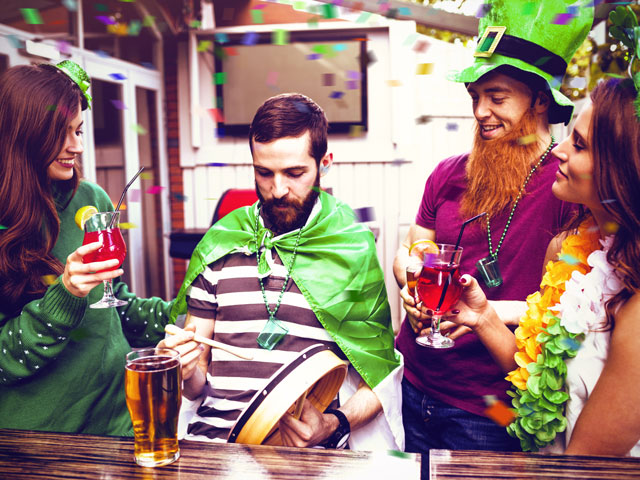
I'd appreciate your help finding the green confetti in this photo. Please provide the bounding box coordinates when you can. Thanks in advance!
[197,40,212,52]
[251,10,264,24]
[190,20,201,28]
[307,16,319,28]
[356,12,372,23]
[20,8,43,25]
[272,29,289,45]
[214,72,227,85]
[0,225,7,230]
[128,20,141,36]
[46,105,57,111]
[94,3,108,12]
[131,123,147,135]
[321,4,337,19]
[142,15,155,27]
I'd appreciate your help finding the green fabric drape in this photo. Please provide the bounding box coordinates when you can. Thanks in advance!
[171,191,401,389]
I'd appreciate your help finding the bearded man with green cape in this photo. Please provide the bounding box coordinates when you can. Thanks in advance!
[161,93,404,451]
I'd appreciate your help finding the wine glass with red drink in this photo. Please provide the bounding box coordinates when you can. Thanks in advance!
[82,211,128,308]
[415,244,463,349]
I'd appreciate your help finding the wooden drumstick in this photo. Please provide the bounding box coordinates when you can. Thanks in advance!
[164,324,253,360]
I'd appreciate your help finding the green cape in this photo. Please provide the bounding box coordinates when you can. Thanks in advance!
[171,191,401,389]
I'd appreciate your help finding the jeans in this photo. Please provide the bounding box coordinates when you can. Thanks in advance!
[402,378,521,479]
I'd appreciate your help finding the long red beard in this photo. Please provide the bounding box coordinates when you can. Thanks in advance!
[460,108,546,220]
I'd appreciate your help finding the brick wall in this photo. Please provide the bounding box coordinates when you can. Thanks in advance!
[164,39,188,297]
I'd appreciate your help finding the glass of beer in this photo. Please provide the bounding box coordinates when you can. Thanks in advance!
[125,348,182,467]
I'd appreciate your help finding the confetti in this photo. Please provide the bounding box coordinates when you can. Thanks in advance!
[476,3,492,18]
[348,70,362,80]
[349,125,364,137]
[294,102,311,114]
[224,46,238,56]
[6,35,25,49]
[267,71,278,86]
[386,80,402,87]
[551,13,574,25]
[189,20,201,28]
[214,72,227,85]
[128,189,141,202]
[142,15,155,27]
[46,105,57,112]
[172,193,188,202]
[403,33,418,47]
[558,253,580,265]
[140,172,154,180]
[446,123,459,131]
[416,63,434,75]
[95,50,110,58]
[145,186,164,194]
[333,44,346,52]
[206,162,228,167]
[251,10,264,24]
[321,4,338,19]
[110,99,127,110]
[517,134,538,145]
[568,77,586,89]
[416,115,432,125]
[216,126,226,138]
[96,15,117,26]
[307,16,319,28]
[603,222,619,234]
[398,7,411,15]
[354,207,375,222]
[208,108,224,122]
[131,124,147,135]
[346,80,358,90]
[213,45,228,60]
[483,397,515,427]
[57,41,72,54]
[601,199,617,204]
[307,53,321,60]
[273,29,289,45]
[356,12,372,23]
[20,8,44,25]
[108,73,126,80]
[215,33,229,44]
[0,225,7,230]
[322,73,335,86]
[361,50,377,67]
[312,44,329,55]
[119,222,138,229]
[329,91,344,99]
[559,337,582,351]
[94,3,108,12]
[42,275,57,285]
[242,31,258,46]
[197,40,212,52]
[413,40,430,54]
[62,0,78,11]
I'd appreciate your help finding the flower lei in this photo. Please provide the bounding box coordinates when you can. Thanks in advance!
[505,219,602,451]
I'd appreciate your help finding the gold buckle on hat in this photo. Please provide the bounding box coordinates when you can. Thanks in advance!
[474,26,506,58]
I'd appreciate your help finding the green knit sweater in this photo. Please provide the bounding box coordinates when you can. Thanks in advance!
[0,181,172,436]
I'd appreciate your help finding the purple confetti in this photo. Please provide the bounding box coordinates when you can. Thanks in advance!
[329,91,344,99]
[348,70,362,80]
[242,31,258,46]
[354,207,375,223]
[346,80,358,90]
[552,13,574,25]
[423,253,437,268]
[446,122,459,131]
[108,73,126,80]
[56,41,72,54]
[307,53,322,60]
[110,99,126,110]
[96,15,117,25]
[206,162,228,167]
[476,4,491,18]
[128,189,141,202]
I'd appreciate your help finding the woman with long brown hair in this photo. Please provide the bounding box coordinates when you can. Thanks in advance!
[447,77,640,455]
[0,61,181,435]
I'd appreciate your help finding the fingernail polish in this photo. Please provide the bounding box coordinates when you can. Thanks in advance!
[452,309,460,315]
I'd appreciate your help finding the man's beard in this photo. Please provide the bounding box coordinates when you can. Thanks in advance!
[256,174,320,235]
[460,108,545,220]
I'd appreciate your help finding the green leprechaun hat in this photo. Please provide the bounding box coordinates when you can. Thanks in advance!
[449,0,594,125]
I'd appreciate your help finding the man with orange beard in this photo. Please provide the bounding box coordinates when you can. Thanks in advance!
[393,0,593,473]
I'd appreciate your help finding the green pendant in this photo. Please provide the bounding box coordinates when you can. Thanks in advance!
[257,315,289,350]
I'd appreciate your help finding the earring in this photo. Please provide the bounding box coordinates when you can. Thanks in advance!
[320,164,330,175]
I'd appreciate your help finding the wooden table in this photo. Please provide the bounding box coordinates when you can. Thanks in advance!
[430,449,640,479]
[0,428,420,479]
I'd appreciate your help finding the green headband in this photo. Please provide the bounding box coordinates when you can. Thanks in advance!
[55,60,92,109]
[609,6,640,119]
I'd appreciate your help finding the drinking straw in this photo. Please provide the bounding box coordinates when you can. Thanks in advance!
[108,166,145,228]
[435,212,487,312]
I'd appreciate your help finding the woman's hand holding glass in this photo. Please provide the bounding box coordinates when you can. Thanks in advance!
[61,241,124,297]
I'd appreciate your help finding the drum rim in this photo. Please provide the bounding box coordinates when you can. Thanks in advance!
[227,343,346,444]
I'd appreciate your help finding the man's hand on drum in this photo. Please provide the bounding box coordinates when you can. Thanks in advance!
[156,323,203,381]
[278,399,335,448]
[400,284,471,340]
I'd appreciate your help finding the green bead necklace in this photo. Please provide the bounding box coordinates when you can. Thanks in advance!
[477,136,555,288]
[254,210,303,350]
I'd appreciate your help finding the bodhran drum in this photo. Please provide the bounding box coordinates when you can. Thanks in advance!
[227,344,348,445]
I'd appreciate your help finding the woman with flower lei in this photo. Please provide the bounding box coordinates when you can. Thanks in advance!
[448,76,640,456]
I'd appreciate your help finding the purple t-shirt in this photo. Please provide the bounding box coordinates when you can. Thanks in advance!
[396,152,576,416]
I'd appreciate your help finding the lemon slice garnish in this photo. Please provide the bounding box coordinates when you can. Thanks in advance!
[74,205,98,230]
[408,239,439,258]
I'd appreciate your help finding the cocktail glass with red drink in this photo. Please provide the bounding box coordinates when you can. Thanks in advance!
[415,244,463,349]
[82,211,128,308]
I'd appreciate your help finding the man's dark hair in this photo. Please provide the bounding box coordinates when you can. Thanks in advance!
[249,93,328,166]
